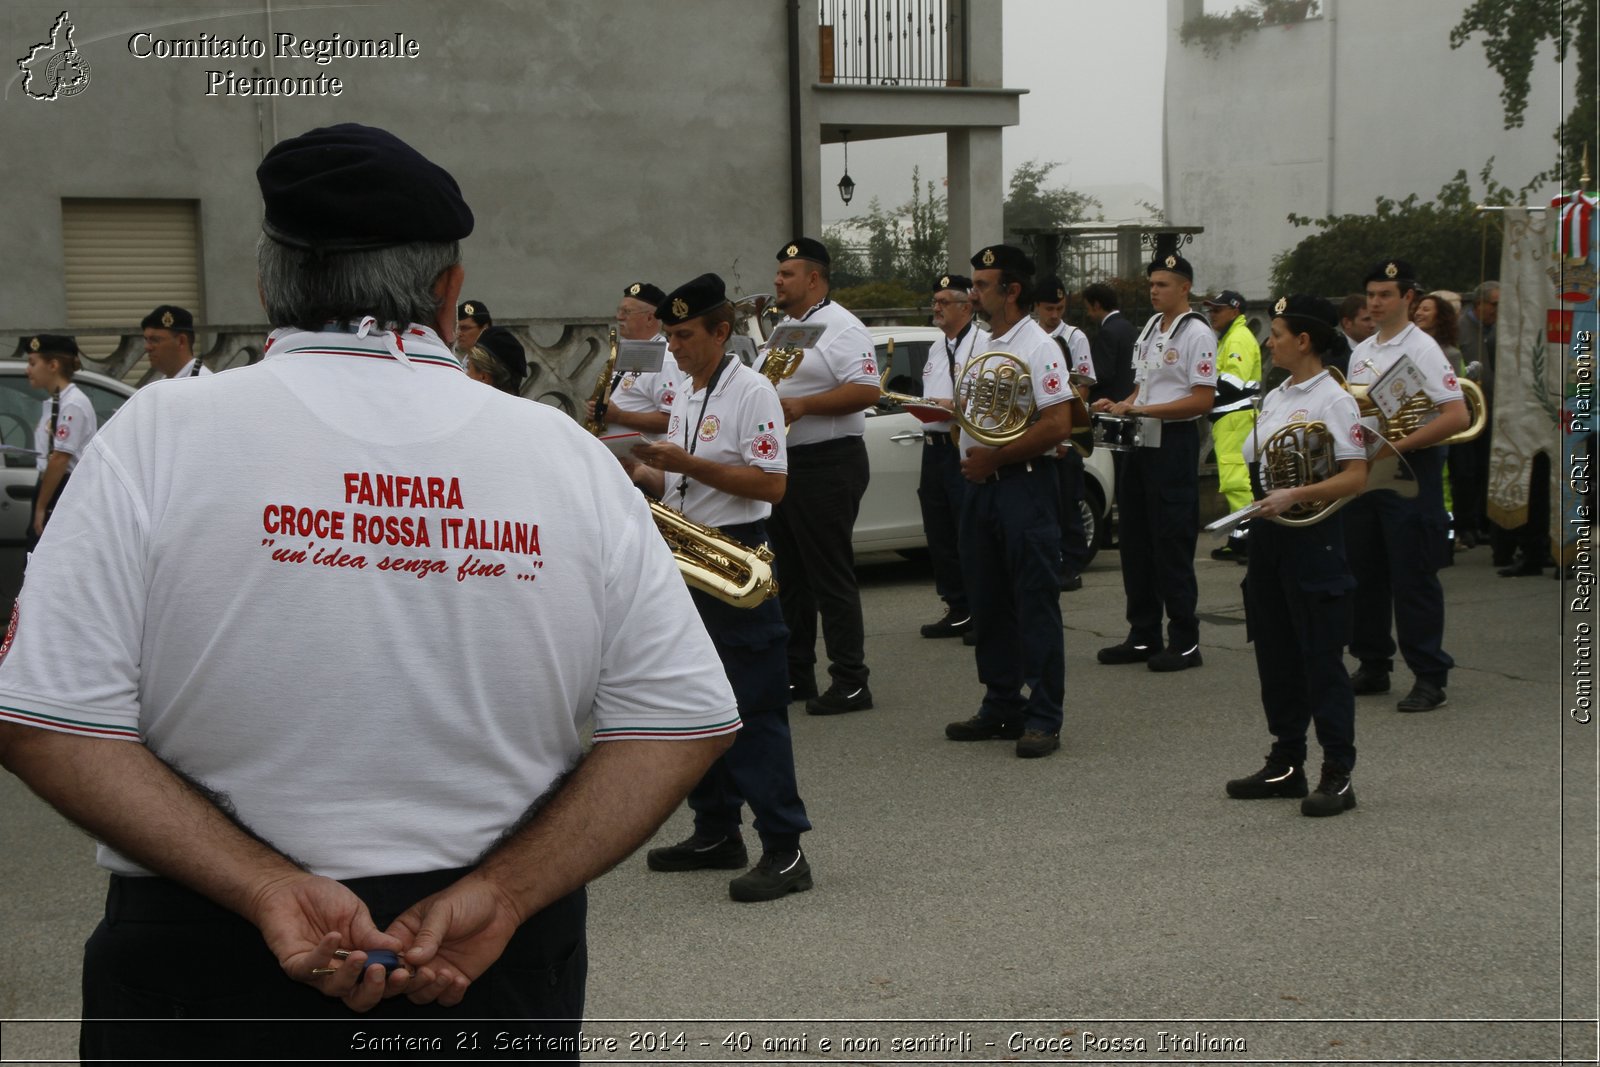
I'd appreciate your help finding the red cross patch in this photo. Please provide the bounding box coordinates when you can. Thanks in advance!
[752,433,779,461]
[1196,360,1214,377]
[1443,372,1458,391]
[1351,424,1367,447]
[1042,371,1062,395]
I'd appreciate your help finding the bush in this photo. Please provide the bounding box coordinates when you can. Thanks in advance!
[831,281,925,312]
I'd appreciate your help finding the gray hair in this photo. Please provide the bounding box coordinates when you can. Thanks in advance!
[256,234,460,331]
[1472,280,1501,303]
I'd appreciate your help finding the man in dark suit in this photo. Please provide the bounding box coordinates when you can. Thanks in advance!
[1082,282,1136,405]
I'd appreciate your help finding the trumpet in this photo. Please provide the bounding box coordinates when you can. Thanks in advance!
[954,349,1037,447]
[582,327,620,435]
[648,500,778,607]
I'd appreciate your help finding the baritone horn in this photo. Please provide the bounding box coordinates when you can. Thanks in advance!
[1337,366,1486,447]
[955,349,1037,447]
[648,500,778,607]
[582,327,620,435]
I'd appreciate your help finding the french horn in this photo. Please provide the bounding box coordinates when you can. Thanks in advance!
[954,349,1037,447]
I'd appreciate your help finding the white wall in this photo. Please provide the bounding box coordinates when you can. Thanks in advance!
[1163,0,1569,296]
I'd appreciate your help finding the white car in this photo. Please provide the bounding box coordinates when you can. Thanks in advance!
[0,362,135,545]
[859,325,1115,561]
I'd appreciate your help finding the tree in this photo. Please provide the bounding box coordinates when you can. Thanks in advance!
[1270,165,1519,296]
[1002,160,1102,241]
[1450,0,1595,183]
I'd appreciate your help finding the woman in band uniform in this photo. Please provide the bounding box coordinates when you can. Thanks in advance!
[1226,295,1369,818]
[23,334,98,548]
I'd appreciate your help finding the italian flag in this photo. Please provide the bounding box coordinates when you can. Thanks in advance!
[755,420,776,431]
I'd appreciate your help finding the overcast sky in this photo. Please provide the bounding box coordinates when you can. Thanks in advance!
[818,0,1167,227]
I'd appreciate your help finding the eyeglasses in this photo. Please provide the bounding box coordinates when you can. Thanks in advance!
[931,298,960,307]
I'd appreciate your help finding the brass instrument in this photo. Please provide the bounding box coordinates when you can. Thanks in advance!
[760,340,804,388]
[878,337,927,407]
[954,349,1037,447]
[1338,366,1487,447]
[583,327,620,435]
[1205,420,1416,535]
[648,500,778,607]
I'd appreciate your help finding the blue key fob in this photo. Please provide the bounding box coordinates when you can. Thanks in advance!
[360,949,402,974]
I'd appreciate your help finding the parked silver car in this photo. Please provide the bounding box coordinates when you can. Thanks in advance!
[0,362,135,545]
[859,325,1115,562]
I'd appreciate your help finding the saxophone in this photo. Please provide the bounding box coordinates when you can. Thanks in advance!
[582,327,620,435]
[648,500,778,607]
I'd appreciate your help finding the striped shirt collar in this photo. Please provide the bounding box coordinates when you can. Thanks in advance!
[263,319,463,371]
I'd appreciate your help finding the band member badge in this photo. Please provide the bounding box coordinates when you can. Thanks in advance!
[1274,297,1288,314]
[462,303,476,316]
[628,283,641,296]
[1164,255,1178,269]
[698,414,720,442]
[1384,262,1399,279]
[161,311,174,327]
[981,249,996,267]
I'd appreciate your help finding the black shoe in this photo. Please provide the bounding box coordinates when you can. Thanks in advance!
[1098,640,1155,665]
[1147,646,1202,672]
[1499,560,1544,577]
[1210,543,1246,563]
[788,677,818,703]
[1349,666,1391,695]
[1015,729,1061,758]
[1301,764,1357,817]
[920,607,972,638]
[962,630,978,646]
[1059,572,1082,592]
[805,683,873,716]
[646,833,749,872]
[1397,679,1447,712]
[728,849,812,902]
[944,714,1024,741]
[1226,761,1308,799]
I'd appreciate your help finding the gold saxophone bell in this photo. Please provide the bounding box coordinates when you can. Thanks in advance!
[583,327,620,436]
[648,500,778,607]
[954,349,1037,447]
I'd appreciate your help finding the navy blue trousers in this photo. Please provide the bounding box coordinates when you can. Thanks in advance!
[1115,421,1201,652]
[1344,445,1454,685]
[917,433,968,615]
[685,523,810,851]
[1057,446,1090,577]
[959,459,1065,734]
[1245,515,1357,771]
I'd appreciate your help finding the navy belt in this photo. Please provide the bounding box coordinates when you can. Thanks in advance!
[924,432,956,446]
[984,455,1055,483]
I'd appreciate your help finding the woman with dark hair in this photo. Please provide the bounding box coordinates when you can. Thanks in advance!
[23,334,97,546]
[1413,293,1462,369]
[1225,296,1369,818]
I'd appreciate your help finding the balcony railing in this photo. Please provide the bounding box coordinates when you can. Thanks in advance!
[818,0,967,87]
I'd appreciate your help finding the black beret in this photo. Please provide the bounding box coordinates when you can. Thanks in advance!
[141,305,195,333]
[1147,253,1194,281]
[622,282,667,307]
[657,273,729,327]
[971,244,1035,275]
[257,123,474,252]
[1035,276,1069,303]
[476,326,526,390]
[24,334,79,358]
[1203,289,1245,311]
[457,300,491,324]
[934,273,972,293]
[1364,258,1418,287]
[776,237,830,267]
[1271,294,1339,331]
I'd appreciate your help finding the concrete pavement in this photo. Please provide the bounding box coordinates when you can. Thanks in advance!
[1,542,1593,1063]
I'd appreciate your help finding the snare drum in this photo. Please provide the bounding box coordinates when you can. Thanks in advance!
[1092,412,1142,452]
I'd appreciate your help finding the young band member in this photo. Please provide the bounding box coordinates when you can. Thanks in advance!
[763,239,881,714]
[1226,295,1369,817]
[1343,259,1470,712]
[23,334,97,546]
[628,273,814,902]
[942,245,1074,759]
[1094,254,1216,672]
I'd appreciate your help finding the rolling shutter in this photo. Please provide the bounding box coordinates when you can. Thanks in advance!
[61,199,204,381]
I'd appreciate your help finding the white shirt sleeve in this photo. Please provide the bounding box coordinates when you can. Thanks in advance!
[53,392,97,458]
[1181,321,1218,391]
[822,319,881,389]
[1065,328,1096,384]
[738,380,788,474]
[1323,388,1367,463]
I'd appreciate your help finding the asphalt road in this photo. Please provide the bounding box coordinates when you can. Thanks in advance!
[1,542,1594,1065]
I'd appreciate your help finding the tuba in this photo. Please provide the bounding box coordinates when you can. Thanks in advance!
[582,327,620,435]
[648,500,778,607]
[954,349,1037,447]
[1339,366,1487,447]
[1206,420,1416,535]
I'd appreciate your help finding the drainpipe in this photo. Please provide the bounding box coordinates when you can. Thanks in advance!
[1325,0,1336,216]
[787,0,805,236]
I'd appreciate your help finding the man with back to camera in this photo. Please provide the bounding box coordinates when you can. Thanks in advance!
[0,123,736,1062]
[942,244,1074,759]
[1093,253,1216,673]
[1343,258,1470,712]
[762,238,881,716]
[916,271,986,639]
[141,305,211,379]
[1202,290,1261,564]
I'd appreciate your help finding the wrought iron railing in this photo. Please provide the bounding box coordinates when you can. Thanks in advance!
[818,0,967,87]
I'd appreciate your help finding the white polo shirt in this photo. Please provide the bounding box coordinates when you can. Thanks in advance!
[1242,369,1366,467]
[608,340,679,442]
[956,316,1068,454]
[760,299,880,447]
[664,357,786,529]
[1134,311,1217,414]
[33,383,96,473]
[1346,322,1464,407]
[0,321,739,881]
[1047,321,1097,385]
[170,359,214,379]
[920,322,989,434]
